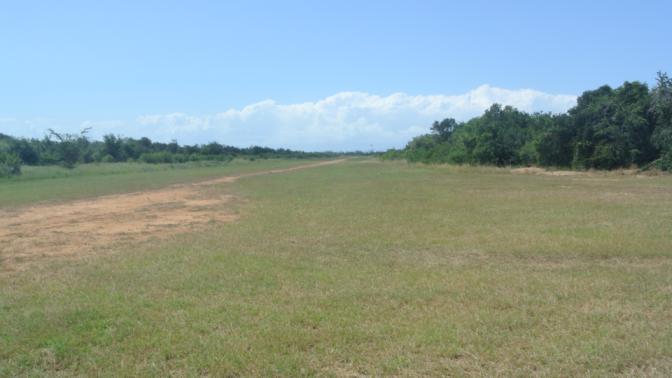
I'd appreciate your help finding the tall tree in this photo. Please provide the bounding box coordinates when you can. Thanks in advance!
[103,134,125,161]
[48,129,90,169]
[431,118,460,141]
[650,71,672,169]
[472,104,532,166]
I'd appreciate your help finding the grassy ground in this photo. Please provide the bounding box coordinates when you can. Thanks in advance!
[0,159,322,208]
[1,159,672,376]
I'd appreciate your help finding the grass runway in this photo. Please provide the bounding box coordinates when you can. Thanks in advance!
[1,159,671,376]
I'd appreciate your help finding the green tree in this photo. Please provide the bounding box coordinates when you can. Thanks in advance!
[202,142,225,155]
[537,114,575,167]
[431,118,460,141]
[48,128,90,169]
[472,104,533,166]
[9,139,40,165]
[404,134,438,163]
[569,82,654,169]
[103,134,125,162]
[651,71,672,170]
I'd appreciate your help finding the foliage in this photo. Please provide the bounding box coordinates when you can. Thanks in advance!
[0,131,348,168]
[651,72,672,165]
[103,134,125,162]
[431,118,459,141]
[398,73,671,170]
[47,128,91,169]
[0,151,22,177]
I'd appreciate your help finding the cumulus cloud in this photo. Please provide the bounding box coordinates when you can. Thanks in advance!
[2,85,577,151]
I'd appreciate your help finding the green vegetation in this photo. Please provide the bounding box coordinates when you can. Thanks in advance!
[0,131,349,173]
[2,160,672,375]
[386,72,672,171]
[0,151,21,177]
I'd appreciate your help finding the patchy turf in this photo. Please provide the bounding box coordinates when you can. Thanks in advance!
[0,159,330,208]
[0,160,344,271]
[1,159,671,376]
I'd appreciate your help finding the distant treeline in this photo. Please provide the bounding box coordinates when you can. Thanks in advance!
[383,72,672,171]
[0,132,351,176]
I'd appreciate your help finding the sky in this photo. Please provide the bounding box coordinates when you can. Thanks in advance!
[1,0,670,151]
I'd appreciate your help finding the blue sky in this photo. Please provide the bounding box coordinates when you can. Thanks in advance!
[1,0,670,150]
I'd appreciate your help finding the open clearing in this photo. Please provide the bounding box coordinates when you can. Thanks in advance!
[1,159,672,376]
[0,159,344,271]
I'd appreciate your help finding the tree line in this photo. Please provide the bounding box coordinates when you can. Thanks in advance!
[0,131,346,177]
[382,72,672,171]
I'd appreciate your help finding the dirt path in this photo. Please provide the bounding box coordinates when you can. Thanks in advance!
[0,159,345,271]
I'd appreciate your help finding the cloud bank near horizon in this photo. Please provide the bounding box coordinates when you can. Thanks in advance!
[2,85,577,151]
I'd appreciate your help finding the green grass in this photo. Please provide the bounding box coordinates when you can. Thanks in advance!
[0,159,324,208]
[2,160,672,376]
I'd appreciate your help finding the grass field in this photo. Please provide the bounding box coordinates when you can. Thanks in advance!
[1,159,672,376]
[0,159,324,208]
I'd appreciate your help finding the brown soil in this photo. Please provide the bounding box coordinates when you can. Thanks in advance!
[0,159,345,271]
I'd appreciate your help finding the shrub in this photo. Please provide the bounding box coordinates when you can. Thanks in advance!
[658,151,672,171]
[139,151,174,164]
[0,152,22,177]
[380,149,404,160]
[101,154,115,163]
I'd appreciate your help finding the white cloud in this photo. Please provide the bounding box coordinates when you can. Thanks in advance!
[2,85,577,151]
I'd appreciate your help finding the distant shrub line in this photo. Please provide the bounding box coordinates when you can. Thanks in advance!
[383,72,672,171]
[0,132,354,177]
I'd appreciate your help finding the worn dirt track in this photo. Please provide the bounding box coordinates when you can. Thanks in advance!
[0,159,345,271]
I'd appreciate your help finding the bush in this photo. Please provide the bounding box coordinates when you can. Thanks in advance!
[140,152,193,164]
[0,152,22,177]
[139,152,174,164]
[658,151,672,171]
[380,149,404,160]
[101,154,115,163]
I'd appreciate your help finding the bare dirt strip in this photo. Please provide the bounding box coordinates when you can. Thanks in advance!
[0,159,345,271]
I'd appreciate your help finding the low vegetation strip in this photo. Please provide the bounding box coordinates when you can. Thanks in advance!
[0,159,345,272]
